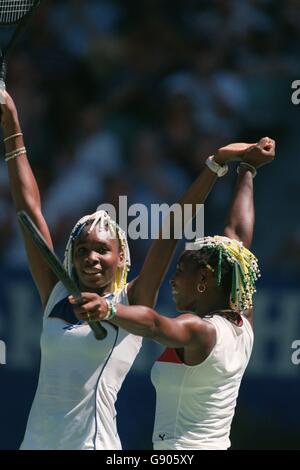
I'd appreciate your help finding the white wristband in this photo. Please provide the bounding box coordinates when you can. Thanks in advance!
[206,155,228,177]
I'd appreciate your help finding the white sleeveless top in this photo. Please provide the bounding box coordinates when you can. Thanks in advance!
[20,282,142,450]
[151,314,253,450]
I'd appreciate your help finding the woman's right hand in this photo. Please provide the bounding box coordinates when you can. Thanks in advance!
[214,142,257,165]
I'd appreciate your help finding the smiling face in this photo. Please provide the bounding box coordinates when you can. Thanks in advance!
[72,224,123,294]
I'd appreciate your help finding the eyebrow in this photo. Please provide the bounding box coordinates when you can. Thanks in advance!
[75,240,110,248]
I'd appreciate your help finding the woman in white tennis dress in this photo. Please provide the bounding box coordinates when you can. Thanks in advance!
[71,139,275,449]
[1,90,247,449]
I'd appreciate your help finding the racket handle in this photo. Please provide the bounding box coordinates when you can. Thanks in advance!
[74,293,107,340]
[0,82,5,105]
[0,60,6,104]
[0,59,6,81]
[88,320,107,340]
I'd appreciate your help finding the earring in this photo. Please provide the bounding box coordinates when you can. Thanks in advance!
[197,283,206,293]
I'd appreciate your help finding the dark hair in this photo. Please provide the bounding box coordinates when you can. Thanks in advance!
[72,219,122,250]
[180,248,233,292]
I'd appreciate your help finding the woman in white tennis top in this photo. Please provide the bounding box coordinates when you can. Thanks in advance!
[71,138,275,450]
[1,90,253,449]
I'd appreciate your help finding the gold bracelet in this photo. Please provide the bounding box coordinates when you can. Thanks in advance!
[3,132,23,143]
[5,149,26,163]
[5,146,26,158]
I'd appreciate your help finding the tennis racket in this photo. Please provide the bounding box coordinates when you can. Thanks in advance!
[0,0,41,102]
[17,210,108,340]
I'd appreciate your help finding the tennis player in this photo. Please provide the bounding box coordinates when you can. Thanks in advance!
[70,138,275,450]
[1,89,270,449]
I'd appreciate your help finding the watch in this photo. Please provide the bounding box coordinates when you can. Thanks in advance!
[206,155,229,177]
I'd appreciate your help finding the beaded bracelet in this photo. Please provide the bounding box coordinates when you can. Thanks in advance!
[103,295,117,321]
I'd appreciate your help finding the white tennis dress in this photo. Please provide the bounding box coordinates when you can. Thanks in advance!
[151,314,253,450]
[20,282,142,450]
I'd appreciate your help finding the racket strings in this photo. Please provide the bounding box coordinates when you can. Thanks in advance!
[0,0,35,24]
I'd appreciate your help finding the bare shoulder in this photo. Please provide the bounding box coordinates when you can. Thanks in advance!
[177,313,217,344]
[176,313,212,328]
[177,314,217,365]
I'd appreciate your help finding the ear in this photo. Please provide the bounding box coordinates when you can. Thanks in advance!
[196,268,207,284]
[196,267,216,288]
[117,249,125,269]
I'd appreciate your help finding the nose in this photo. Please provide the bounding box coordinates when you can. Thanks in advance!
[85,251,99,265]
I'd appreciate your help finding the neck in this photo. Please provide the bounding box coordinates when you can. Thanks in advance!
[194,292,230,318]
[78,282,114,296]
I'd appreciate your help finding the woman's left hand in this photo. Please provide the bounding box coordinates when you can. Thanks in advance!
[69,292,109,322]
[243,137,275,168]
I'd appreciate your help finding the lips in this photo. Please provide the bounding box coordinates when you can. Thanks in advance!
[82,270,102,277]
[83,270,101,274]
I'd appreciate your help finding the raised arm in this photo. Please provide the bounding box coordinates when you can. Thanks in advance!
[224,137,275,249]
[128,142,261,308]
[0,91,57,306]
[223,168,255,249]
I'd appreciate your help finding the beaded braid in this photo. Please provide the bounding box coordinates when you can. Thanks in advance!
[185,236,260,311]
[64,210,130,295]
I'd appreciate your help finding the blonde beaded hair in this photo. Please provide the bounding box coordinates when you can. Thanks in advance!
[64,210,130,294]
[185,235,260,311]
